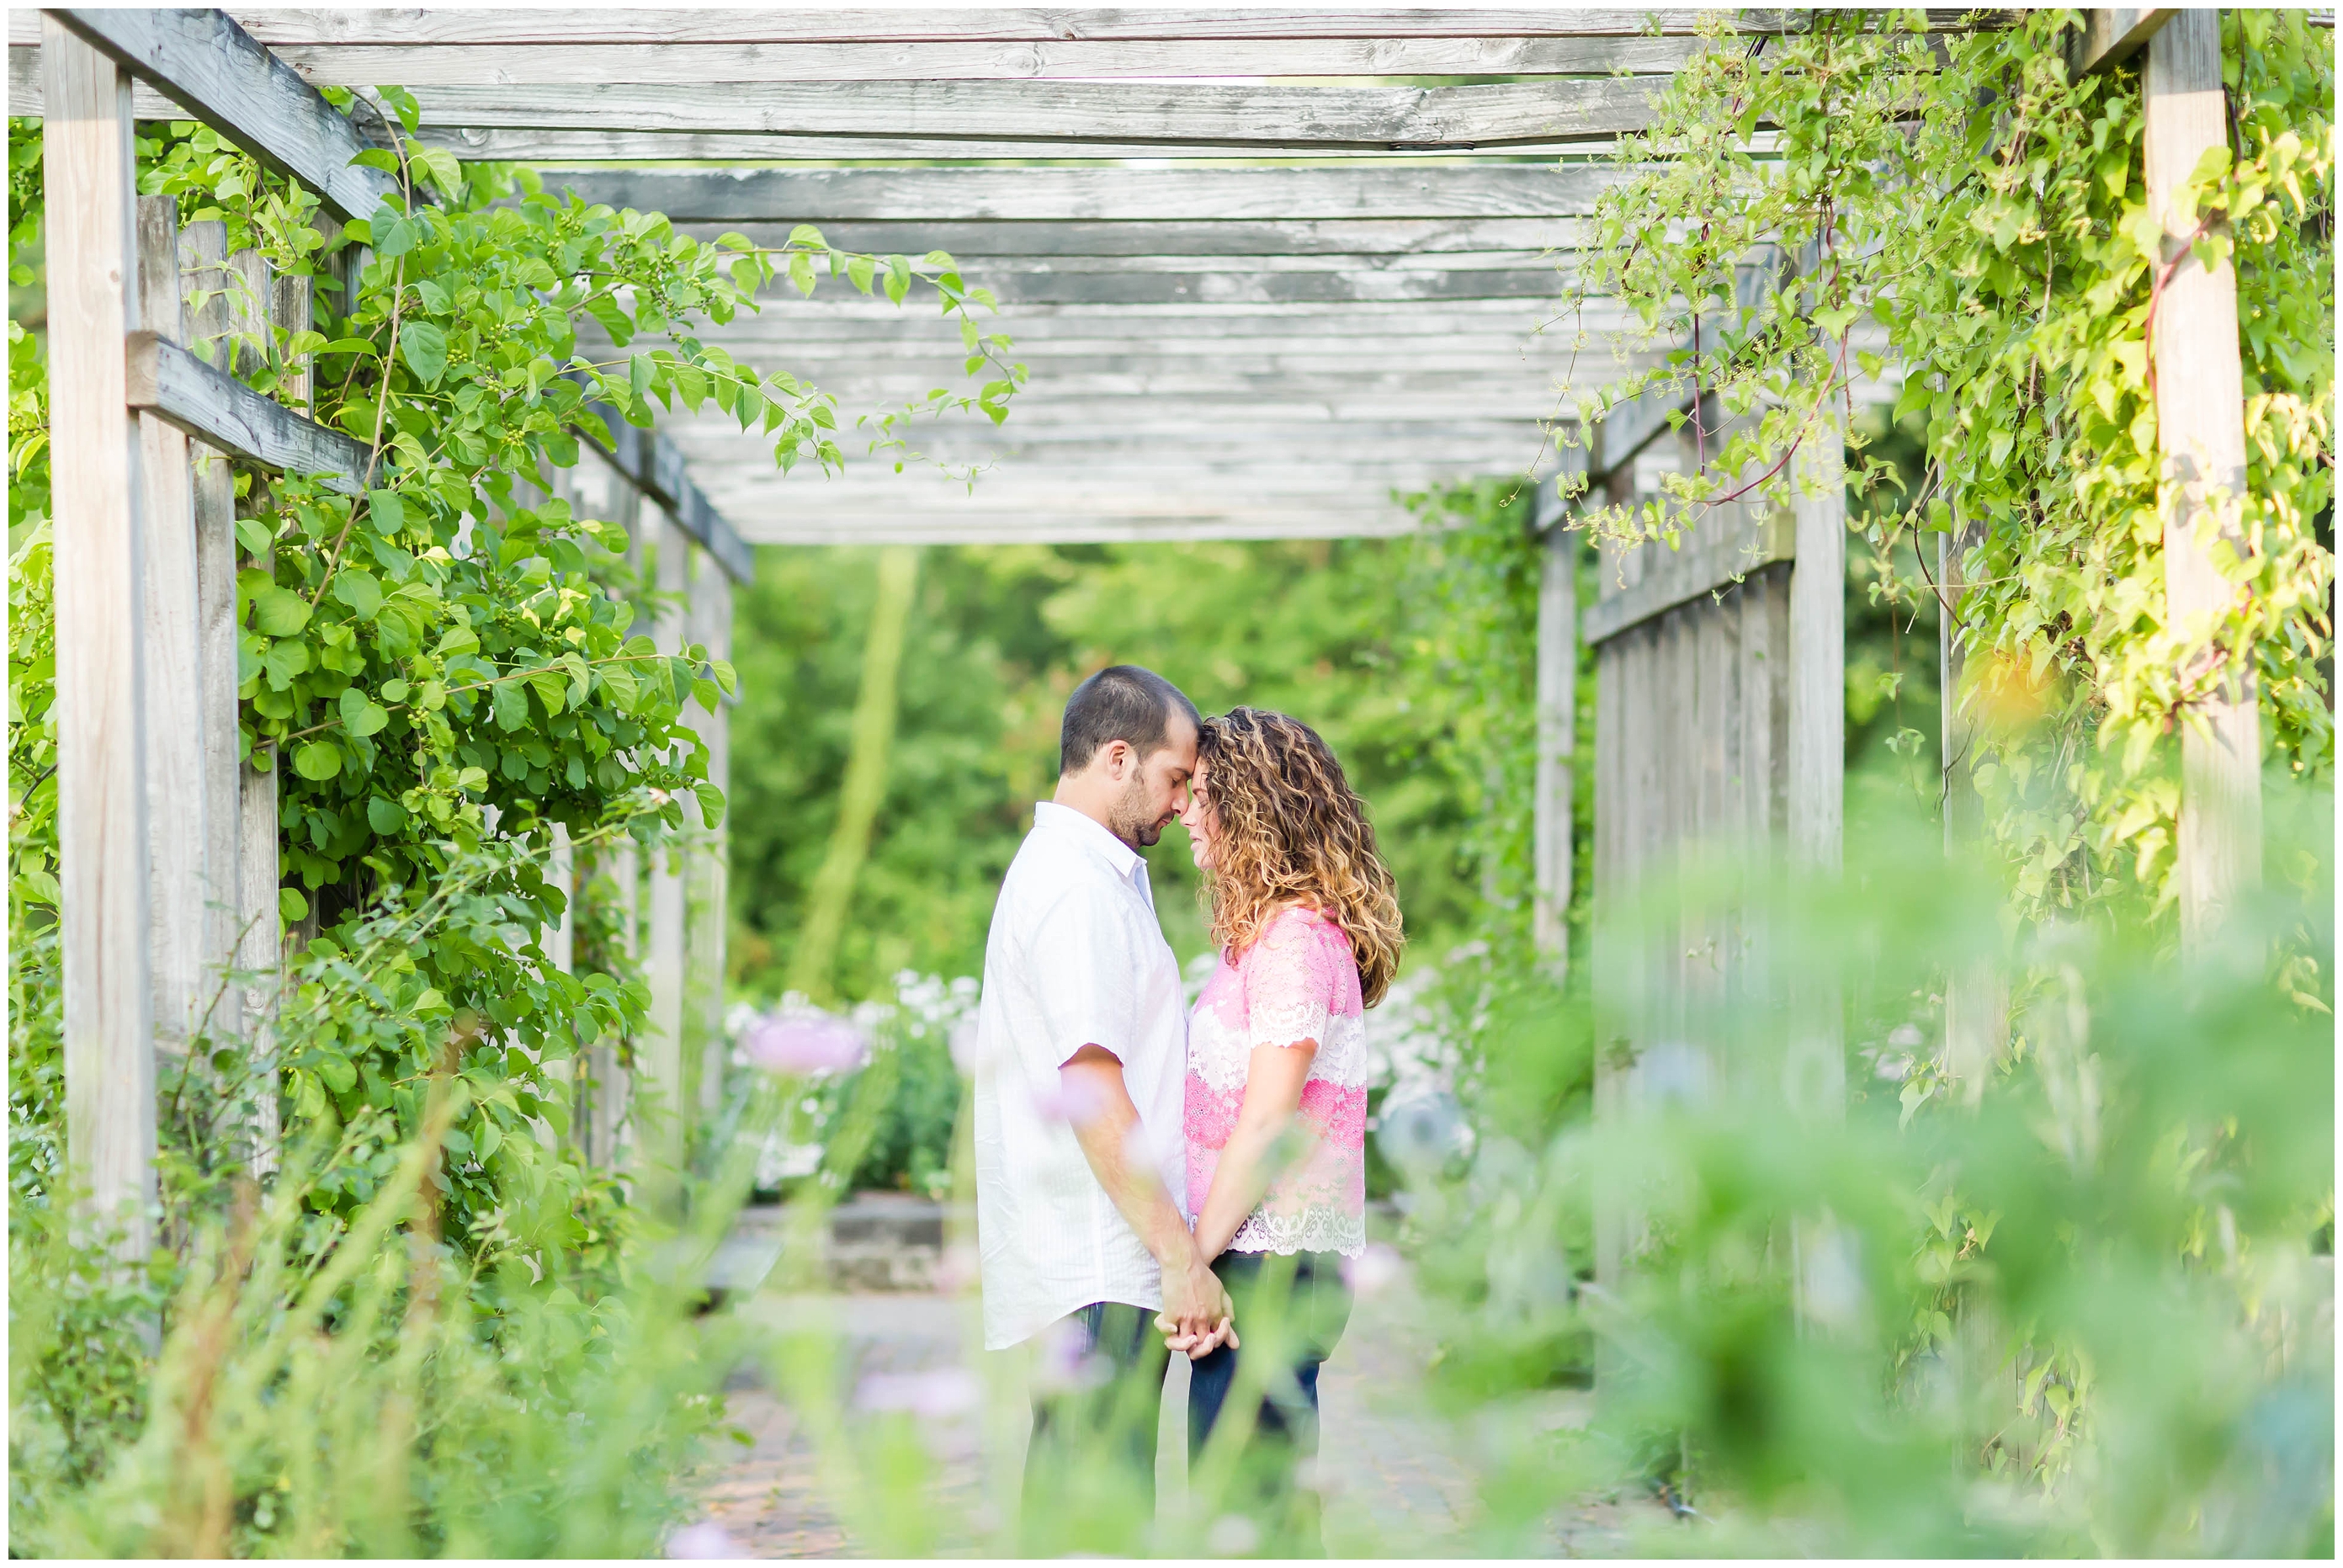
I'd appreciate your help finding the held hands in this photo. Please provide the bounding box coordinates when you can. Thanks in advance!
[1154,1248,1238,1362]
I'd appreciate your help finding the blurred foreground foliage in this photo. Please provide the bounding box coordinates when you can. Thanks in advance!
[1405,784,2333,1555]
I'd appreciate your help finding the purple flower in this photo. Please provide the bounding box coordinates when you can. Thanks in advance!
[740,1013,866,1076]
[667,1522,743,1560]
[855,1367,982,1418]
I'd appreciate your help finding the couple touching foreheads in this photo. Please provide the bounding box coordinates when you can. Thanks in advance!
[971,664,1404,1556]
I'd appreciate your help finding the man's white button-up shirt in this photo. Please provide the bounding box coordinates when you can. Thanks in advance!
[972,801,1188,1351]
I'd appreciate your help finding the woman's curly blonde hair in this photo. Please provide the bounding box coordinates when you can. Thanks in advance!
[1195,706,1405,1006]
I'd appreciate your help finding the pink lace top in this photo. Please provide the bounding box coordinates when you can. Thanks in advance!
[1185,906,1368,1257]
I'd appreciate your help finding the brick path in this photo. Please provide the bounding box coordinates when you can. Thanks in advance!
[684,1274,1677,1558]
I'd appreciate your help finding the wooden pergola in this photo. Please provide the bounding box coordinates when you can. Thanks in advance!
[19,8,2261,1280]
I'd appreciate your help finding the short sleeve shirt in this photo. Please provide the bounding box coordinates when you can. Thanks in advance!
[1184,906,1369,1257]
[971,803,1189,1350]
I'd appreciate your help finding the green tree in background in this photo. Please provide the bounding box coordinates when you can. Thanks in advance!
[728,533,1498,1002]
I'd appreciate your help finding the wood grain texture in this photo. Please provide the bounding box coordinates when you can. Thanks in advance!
[125,332,371,494]
[45,9,399,221]
[1786,401,1844,874]
[192,9,1981,45]
[542,163,1633,222]
[685,557,732,1114]
[254,33,1707,84]
[571,399,752,581]
[232,249,284,1169]
[638,512,693,1175]
[2065,7,2174,76]
[1532,470,1577,971]
[667,214,1584,258]
[182,221,245,1045]
[1580,508,1796,645]
[45,19,155,1258]
[2146,12,2261,955]
[136,195,211,1067]
[392,76,1659,147]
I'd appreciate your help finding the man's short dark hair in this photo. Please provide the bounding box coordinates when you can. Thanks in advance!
[1060,664,1201,777]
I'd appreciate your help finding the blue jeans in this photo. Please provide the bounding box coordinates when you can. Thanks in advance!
[1022,1300,1166,1555]
[1187,1252,1354,1555]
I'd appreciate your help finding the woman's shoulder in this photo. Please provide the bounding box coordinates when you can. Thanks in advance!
[1248,903,1357,970]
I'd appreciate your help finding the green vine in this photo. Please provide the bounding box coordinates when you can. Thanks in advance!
[1560,8,2333,924]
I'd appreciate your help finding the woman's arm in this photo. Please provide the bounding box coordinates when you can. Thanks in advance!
[1192,1038,1320,1262]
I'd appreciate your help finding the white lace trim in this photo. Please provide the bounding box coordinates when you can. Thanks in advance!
[1190,1009,1372,1094]
[1226,1204,1366,1258]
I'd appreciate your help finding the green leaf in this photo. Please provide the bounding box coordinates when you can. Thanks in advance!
[709,658,738,698]
[292,741,343,781]
[332,571,385,620]
[491,682,530,731]
[693,779,727,830]
[279,886,311,922]
[366,795,408,833]
[252,586,312,636]
[367,486,406,536]
[399,320,449,388]
[340,685,390,738]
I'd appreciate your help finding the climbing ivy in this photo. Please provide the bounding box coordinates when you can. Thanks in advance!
[1561,7,2333,922]
[7,99,1023,1268]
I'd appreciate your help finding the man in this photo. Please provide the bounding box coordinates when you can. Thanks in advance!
[972,663,1232,1555]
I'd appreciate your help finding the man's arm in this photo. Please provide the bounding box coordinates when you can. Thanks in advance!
[1060,1044,1234,1354]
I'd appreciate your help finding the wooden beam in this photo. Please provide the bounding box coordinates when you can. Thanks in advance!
[663,215,1583,258]
[182,221,245,1051]
[45,15,155,1259]
[2146,11,2260,955]
[1533,454,1580,972]
[205,9,1973,45]
[386,77,1660,151]
[254,35,1708,85]
[125,331,373,495]
[45,8,400,222]
[1586,263,1780,478]
[1580,508,1796,645]
[539,164,1634,223]
[1787,369,1845,874]
[725,508,1419,545]
[640,510,692,1177]
[573,400,753,581]
[232,247,285,1171]
[809,264,1567,307]
[684,555,731,1116]
[441,130,1656,161]
[2065,8,2174,77]
[135,195,211,1070]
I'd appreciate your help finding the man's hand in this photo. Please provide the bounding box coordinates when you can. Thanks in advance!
[1156,1250,1238,1360]
[1057,1044,1232,1355]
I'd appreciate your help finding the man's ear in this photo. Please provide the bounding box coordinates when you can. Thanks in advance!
[1101,737,1133,779]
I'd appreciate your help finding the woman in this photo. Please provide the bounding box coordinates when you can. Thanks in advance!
[1171,705,1404,1552]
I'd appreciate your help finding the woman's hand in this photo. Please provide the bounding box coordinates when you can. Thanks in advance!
[1190,1038,1320,1263]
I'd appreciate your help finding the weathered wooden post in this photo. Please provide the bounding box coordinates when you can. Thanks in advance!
[1785,343,1847,1118]
[183,221,247,1050]
[641,510,691,1168]
[235,248,288,1164]
[45,16,156,1256]
[686,552,734,1113]
[2145,9,2261,956]
[135,197,210,1072]
[1532,444,1581,976]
